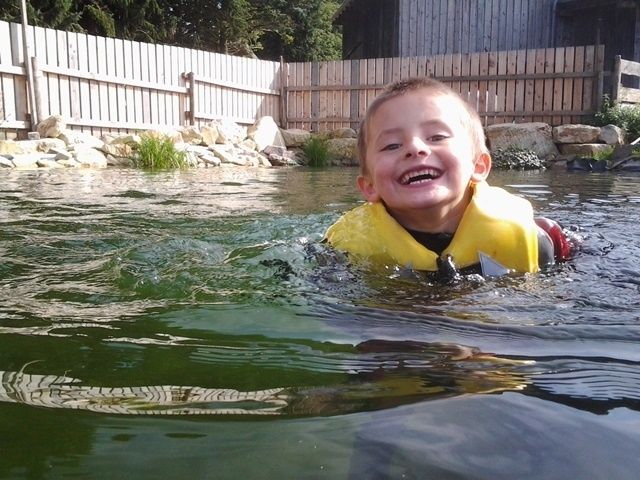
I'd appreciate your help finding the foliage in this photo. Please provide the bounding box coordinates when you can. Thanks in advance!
[491,147,547,170]
[302,136,330,167]
[132,134,188,170]
[592,96,640,143]
[591,146,615,162]
[0,0,341,61]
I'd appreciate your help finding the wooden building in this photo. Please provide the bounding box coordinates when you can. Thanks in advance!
[335,0,640,71]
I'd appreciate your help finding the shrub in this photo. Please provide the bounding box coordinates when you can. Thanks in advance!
[302,136,330,167]
[593,96,640,142]
[491,147,547,170]
[591,146,615,161]
[132,134,188,170]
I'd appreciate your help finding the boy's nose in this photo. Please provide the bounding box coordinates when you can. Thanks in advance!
[405,137,430,158]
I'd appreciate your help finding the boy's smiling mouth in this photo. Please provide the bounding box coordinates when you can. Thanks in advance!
[400,167,442,185]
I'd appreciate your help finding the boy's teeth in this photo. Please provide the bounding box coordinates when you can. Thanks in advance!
[401,169,440,185]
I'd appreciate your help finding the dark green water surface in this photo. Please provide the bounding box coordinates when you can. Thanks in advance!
[1,166,639,479]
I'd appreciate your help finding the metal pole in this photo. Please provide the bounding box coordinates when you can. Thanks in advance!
[20,0,38,128]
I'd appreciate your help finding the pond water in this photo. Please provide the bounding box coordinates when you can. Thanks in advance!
[1,166,639,479]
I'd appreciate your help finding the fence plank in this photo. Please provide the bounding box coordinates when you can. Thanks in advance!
[57,29,71,119]
[583,46,595,114]
[496,51,507,123]
[571,46,584,124]
[486,51,498,125]
[515,49,526,122]
[562,47,574,125]
[552,47,564,126]
[543,48,555,125]
[505,50,517,122]
[0,22,16,128]
[478,52,489,125]
[76,32,91,132]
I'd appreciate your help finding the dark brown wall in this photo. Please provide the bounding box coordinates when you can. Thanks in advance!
[338,0,400,59]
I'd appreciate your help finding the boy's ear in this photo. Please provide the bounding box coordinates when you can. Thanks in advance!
[357,175,381,203]
[471,152,492,182]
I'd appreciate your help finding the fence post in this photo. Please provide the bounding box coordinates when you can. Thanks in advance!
[20,0,38,128]
[30,56,44,126]
[595,44,605,111]
[279,56,288,129]
[183,71,195,125]
[612,55,622,104]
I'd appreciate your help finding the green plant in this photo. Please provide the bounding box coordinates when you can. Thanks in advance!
[591,146,615,161]
[133,134,189,170]
[302,136,330,167]
[593,95,640,142]
[491,147,546,170]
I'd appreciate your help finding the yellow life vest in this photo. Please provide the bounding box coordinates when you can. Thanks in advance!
[324,181,539,273]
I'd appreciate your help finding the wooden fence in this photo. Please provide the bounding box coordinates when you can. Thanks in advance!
[0,20,282,139]
[285,45,606,131]
[612,55,640,105]
[0,20,607,140]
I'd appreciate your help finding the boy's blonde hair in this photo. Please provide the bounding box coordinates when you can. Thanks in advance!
[357,78,488,175]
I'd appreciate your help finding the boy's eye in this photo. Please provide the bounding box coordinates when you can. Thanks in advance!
[380,143,401,151]
[428,134,448,142]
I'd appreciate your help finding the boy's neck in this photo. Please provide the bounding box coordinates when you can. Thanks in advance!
[386,188,473,234]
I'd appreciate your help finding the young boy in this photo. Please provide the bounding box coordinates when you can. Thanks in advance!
[324,78,572,276]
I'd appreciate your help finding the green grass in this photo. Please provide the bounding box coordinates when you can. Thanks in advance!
[132,134,189,170]
[302,136,330,167]
[591,146,615,161]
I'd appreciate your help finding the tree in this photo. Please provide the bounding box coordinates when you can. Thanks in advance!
[0,0,342,61]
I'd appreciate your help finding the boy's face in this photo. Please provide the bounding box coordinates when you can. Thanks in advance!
[357,90,490,232]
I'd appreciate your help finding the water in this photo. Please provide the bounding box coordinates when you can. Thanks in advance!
[1,166,639,479]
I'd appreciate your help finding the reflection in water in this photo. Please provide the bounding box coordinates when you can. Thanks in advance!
[0,341,530,416]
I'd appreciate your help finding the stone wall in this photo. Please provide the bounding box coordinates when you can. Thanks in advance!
[0,115,626,171]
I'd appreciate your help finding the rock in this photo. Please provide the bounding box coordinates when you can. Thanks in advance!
[179,126,204,145]
[100,143,134,159]
[73,147,108,168]
[37,158,63,168]
[598,124,625,145]
[57,158,82,168]
[263,145,300,166]
[0,140,20,155]
[37,115,66,138]
[558,143,613,157]
[214,119,246,144]
[239,138,257,151]
[11,154,40,169]
[247,116,286,151]
[210,144,246,165]
[552,124,600,144]
[329,127,357,139]
[50,148,73,161]
[0,156,14,168]
[58,129,104,149]
[0,138,66,155]
[105,134,142,146]
[281,128,311,147]
[326,138,358,166]
[146,128,183,144]
[106,155,135,167]
[262,145,288,157]
[486,122,559,160]
[200,124,219,146]
[27,132,40,140]
[199,152,221,167]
